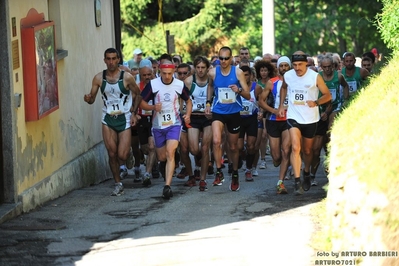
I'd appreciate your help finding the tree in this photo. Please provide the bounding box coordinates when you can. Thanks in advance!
[120,0,387,61]
[376,0,399,53]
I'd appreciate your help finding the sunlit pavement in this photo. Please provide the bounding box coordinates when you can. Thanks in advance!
[0,155,327,266]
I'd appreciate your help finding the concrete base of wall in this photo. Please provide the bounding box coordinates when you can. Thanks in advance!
[0,143,111,224]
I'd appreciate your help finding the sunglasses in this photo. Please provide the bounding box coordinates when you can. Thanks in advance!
[177,71,188,75]
[219,56,231,61]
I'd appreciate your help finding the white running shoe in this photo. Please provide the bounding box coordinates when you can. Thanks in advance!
[111,183,124,196]
[252,169,259,176]
[259,160,266,169]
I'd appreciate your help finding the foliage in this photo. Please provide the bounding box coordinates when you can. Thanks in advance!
[120,0,388,61]
[326,52,399,262]
[376,0,399,52]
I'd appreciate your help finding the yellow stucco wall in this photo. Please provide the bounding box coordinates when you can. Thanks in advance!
[9,0,115,195]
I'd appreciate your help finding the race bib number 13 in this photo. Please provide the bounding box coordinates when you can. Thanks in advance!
[158,109,176,127]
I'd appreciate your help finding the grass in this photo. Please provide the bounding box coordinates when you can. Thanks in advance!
[324,54,399,262]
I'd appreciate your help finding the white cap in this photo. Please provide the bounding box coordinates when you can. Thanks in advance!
[139,59,152,69]
[254,56,262,62]
[133,48,143,55]
[277,56,291,68]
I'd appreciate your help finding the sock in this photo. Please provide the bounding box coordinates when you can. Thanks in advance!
[232,170,238,175]
[295,177,301,183]
[120,165,127,170]
[303,170,310,176]
[217,167,222,173]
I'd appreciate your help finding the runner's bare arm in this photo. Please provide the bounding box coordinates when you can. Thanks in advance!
[277,78,288,117]
[235,68,251,100]
[205,69,215,115]
[315,74,332,106]
[84,73,102,104]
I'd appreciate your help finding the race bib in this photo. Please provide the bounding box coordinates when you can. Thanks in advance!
[157,109,176,127]
[347,80,358,93]
[141,100,153,116]
[106,99,124,115]
[240,101,254,115]
[329,88,337,102]
[192,98,206,112]
[292,90,306,105]
[218,87,236,104]
[181,101,187,114]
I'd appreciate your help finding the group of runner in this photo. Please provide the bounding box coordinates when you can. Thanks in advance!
[84,46,372,198]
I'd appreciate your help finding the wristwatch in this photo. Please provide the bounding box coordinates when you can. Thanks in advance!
[238,87,243,94]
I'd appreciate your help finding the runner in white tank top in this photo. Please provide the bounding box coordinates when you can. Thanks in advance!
[278,51,331,195]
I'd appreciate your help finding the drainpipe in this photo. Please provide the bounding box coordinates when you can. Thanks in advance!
[113,0,122,63]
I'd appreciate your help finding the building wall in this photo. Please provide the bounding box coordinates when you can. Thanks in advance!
[7,0,115,212]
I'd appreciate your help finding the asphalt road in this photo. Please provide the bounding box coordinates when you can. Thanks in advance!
[0,155,328,266]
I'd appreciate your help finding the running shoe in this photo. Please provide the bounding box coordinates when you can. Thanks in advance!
[223,155,229,164]
[134,168,142,183]
[230,173,240,191]
[194,169,201,181]
[184,176,197,187]
[294,180,304,195]
[162,185,173,199]
[111,183,124,196]
[302,171,311,191]
[119,168,128,180]
[152,163,160,179]
[284,166,293,180]
[159,161,166,180]
[273,158,281,167]
[276,180,288,194]
[311,176,318,186]
[199,180,208,191]
[142,173,152,187]
[177,167,188,179]
[126,147,134,169]
[252,168,259,176]
[245,169,253,182]
[259,160,266,169]
[212,171,224,186]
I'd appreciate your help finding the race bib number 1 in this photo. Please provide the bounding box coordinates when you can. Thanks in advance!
[218,87,236,104]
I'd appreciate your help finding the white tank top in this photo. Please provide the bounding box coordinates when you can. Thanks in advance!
[190,77,208,113]
[100,70,132,116]
[284,69,320,124]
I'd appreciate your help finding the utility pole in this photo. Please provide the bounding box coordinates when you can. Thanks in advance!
[262,0,275,55]
[166,30,175,54]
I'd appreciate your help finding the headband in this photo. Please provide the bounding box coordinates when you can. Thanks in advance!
[291,54,307,62]
[160,63,175,69]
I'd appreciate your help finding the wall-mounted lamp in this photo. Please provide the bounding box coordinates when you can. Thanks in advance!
[15,93,22,108]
